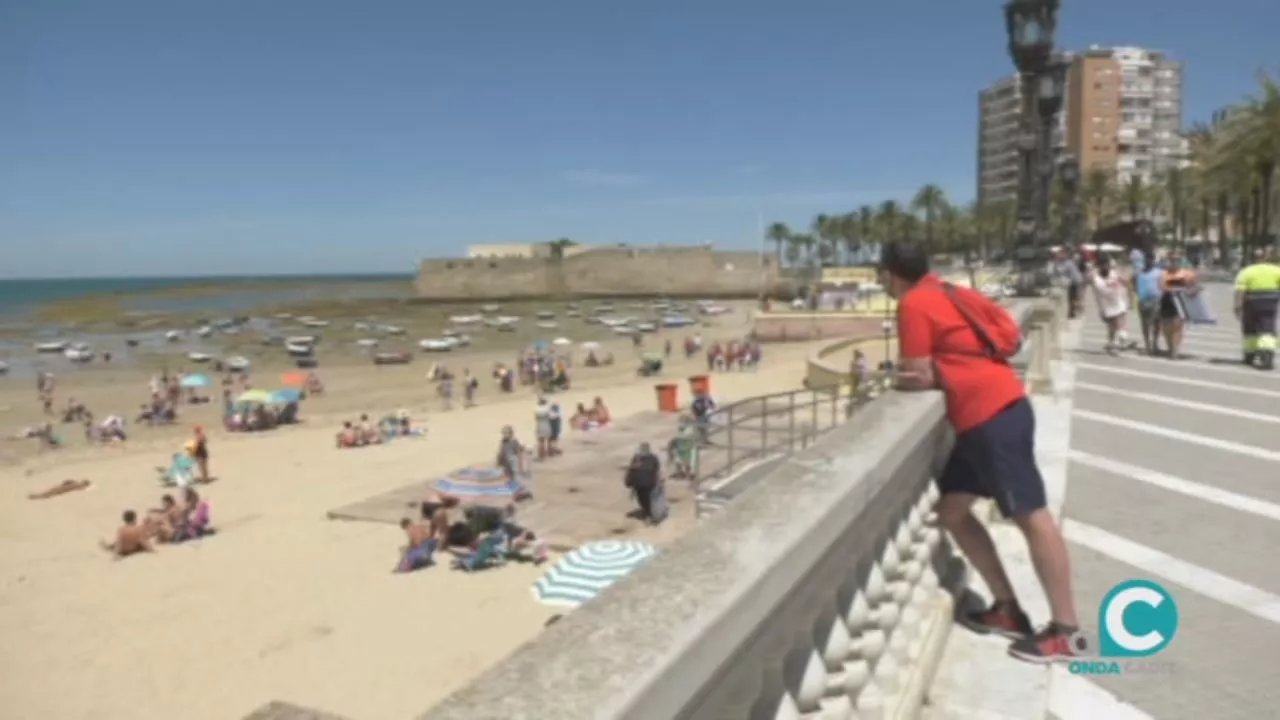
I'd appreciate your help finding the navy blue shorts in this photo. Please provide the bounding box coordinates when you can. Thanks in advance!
[938,397,1047,518]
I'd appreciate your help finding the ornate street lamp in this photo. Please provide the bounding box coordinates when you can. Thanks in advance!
[1004,0,1062,296]
[1058,155,1082,248]
[1005,0,1059,75]
[880,318,894,371]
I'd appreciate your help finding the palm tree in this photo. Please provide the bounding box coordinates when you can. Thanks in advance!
[1219,70,1280,253]
[911,184,948,247]
[876,200,903,243]
[837,213,861,265]
[813,214,842,266]
[766,222,791,265]
[1083,167,1116,231]
[857,205,875,261]
[1122,175,1146,220]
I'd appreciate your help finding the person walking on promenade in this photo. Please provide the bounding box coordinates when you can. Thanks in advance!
[1135,253,1167,356]
[880,240,1080,663]
[1234,247,1280,370]
[1086,254,1135,354]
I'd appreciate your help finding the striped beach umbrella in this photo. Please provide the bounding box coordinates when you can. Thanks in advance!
[532,540,659,608]
[435,465,522,499]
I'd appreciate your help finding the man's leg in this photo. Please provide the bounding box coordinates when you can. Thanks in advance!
[975,398,1079,663]
[935,443,1030,638]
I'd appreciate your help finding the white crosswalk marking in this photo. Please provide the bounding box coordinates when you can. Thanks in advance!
[1073,410,1280,461]
[1075,363,1280,396]
[1063,520,1280,625]
[1074,382,1280,423]
[1068,451,1280,522]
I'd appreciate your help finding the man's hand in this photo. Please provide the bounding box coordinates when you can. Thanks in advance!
[895,358,936,390]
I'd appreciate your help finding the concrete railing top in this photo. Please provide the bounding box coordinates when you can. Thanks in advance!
[419,389,950,720]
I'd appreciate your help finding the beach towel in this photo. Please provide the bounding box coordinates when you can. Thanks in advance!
[1177,288,1217,324]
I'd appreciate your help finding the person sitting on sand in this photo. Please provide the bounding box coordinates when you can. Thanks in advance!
[336,421,360,448]
[306,372,324,395]
[28,479,92,500]
[61,397,87,424]
[494,504,548,563]
[100,510,153,558]
[353,414,373,444]
[146,494,183,543]
[175,487,211,541]
[570,403,590,431]
[395,517,438,573]
[591,397,612,426]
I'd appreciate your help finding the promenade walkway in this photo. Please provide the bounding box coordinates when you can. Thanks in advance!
[1065,282,1280,719]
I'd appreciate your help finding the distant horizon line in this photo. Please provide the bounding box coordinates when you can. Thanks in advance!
[0,271,415,282]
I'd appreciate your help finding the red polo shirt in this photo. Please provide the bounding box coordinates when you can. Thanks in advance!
[897,274,1025,433]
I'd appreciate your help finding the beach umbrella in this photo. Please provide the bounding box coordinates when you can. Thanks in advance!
[434,465,522,499]
[580,341,601,350]
[271,388,302,404]
[179,373,212,389]
[532,540,658,608]
[237,389,274,405]
[281,371,309,387]
[552,337,572,346]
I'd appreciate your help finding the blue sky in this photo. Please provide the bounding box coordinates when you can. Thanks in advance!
[2,0,1276,278]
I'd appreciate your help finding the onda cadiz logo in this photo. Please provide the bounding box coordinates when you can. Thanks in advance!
[1069,579,1179,676]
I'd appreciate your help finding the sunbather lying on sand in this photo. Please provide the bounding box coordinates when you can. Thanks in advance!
[28,479,92,500]
[395,518,438,573]
[100,510,153,558]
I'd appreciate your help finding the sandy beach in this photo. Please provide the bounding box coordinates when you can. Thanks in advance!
[0,302,867,719]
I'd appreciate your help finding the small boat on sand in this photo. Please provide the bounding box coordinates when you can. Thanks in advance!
[537,321,558,330]
[535,310,556,320]
[0,360,9,374]
[285,336,317,346]
[64,347,94,363]
[419,338,455,352]
[34,341,68,353]
[355,338,379,348]
[450,314,482,325]
[285,343,314,357]
[187,352,213,363]
[480,304,501,313]
[380,325,406,335]
[226,356,251,372]
[374,352,412,365]
[164,330,182,342]
[661,315,698,328]
[301,319,329,329]
[635,322,657,333]
[196,326,213,338]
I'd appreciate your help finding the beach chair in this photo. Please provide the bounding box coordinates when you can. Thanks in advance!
[452,534,507,572]
[162,453,197,488]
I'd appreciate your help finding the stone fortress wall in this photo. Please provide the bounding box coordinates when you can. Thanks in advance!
[414,245,786,300]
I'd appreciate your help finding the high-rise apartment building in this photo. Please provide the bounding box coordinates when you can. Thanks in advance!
[977,45,1185,206]
[1065,46,1184,182]
[976,75,1067,207]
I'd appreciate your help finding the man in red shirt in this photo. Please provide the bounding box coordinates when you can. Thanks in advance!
[882,241,1079,663]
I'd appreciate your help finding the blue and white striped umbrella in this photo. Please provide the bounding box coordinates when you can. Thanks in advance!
[531,540,659,608]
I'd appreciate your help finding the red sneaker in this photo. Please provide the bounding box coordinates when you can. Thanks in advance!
[1008,623,1078,664]
[958,601,1033,639]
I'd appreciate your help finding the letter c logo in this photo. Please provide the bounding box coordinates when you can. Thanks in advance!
[1098,580,1179,658]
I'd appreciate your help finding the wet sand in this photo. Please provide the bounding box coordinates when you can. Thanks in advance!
[0,303,868,719]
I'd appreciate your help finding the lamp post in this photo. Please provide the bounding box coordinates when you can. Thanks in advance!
[1059,155,1082,249]
[1004,0,1062,296]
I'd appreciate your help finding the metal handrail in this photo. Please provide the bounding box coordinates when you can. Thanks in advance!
[692,373,891,499]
